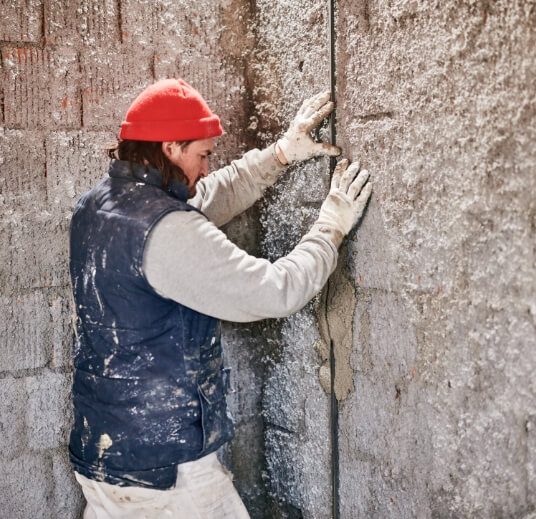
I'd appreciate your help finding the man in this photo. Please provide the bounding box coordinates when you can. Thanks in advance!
[69,78,371,518]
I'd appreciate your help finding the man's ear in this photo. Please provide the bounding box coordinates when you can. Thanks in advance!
[161,141,176,160]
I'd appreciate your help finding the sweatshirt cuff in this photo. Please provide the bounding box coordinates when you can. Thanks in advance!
[256,143,288,182]
[308,223,345,248]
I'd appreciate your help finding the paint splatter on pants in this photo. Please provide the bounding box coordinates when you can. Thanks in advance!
[75,453,250,518]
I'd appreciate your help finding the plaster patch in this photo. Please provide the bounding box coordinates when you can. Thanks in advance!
[317,257,356,401]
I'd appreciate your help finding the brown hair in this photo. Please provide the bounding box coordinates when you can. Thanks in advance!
[106,139,192,188]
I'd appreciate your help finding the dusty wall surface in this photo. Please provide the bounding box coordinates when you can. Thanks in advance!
[0,1,249,517]
[334,1,536,517]
[245,2,334,517]
[1,0,536,518]
[248,0,536,518]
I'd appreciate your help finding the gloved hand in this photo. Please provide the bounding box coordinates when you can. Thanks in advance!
[315,159,372,246]
[276,91,341,164]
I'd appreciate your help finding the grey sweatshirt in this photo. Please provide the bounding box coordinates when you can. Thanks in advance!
[143,144,339,323]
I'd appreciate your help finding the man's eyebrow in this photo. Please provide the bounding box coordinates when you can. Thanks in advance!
[206,150,213,156]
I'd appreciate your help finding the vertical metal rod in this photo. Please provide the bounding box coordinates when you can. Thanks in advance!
[330,339,340,519]
[328,0,337,150]
[328,1,340,518]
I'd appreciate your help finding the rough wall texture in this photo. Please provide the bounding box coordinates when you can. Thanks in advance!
[0,1,249,517]
[247,2,333,517]
[334,1,536,517]
[246,0,536,517]
[1,0,535,518]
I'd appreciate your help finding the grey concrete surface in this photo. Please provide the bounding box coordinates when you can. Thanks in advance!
[332,1,536,517]
[1,0,535,518]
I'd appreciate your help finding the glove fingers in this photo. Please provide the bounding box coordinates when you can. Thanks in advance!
[355,181,373,209]
[296,91,323,119]
[301,91,331,118]
[312,142,341,158]
[331,158,349,189]
[339,161,360,192]
[348,169,370,199]
[300,101,335,132]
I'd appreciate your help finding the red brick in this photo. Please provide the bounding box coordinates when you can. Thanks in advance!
[0,0,42,43]
[0,129,46,206]
[2,46,80,129]
[79,46,153,130]
[44,0,120,46]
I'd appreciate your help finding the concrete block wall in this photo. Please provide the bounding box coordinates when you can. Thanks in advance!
[250,0,536,517]
[2,0,535,518]
[0,1,250,517]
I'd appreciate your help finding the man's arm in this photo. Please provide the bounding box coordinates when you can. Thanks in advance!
[143,159,372,323]
[143,209,338,322]
[188,144,285,227]
[188,91,341,227]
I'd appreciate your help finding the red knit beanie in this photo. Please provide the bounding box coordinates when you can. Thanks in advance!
[119,78,223,141]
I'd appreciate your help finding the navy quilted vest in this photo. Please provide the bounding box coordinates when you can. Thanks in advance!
[69,160,234,489]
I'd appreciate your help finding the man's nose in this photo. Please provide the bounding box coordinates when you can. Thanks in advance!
[201,162,209,177]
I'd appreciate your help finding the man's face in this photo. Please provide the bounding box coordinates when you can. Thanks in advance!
[162,138,214,197]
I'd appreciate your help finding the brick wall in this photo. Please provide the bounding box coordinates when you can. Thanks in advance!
[0,1,249,517]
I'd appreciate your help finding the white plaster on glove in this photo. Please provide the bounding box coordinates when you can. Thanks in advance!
[276,91,341,164]
[315,159,372,246]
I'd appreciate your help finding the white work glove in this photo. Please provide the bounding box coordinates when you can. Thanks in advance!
[315,159,372,246]
[276,91,341,163]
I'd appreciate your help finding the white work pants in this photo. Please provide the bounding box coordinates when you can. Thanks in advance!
[75,453,250,519]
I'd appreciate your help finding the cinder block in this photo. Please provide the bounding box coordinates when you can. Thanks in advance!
[262,311,323,432]
[346,197,406,292]
[118,0,155,46]
[152,48,248,162]
[0,129,46,208]
[527,415,536,507]
[44,0,120,46]
[264,424,331,519]
[52,449,85,518]
[0,291,52,371]
[121,0,249,163]
[0,287,72,372]
[120,0,220,48]
[262,311,331,519]
[26,371,72,451]
[290,160,329,205]
[0,0,42,42]
[227,419,265,517]
[0,377,27,460]
[0,453,53,519]
[0,208,70,292]
[2,46,80,129]
[79,46,153,130]
[49,289,75,369]
[45,131,115,210]
[221,323,264,420]
[352,289,417,381]
[264,428,302,506]
[261,177,321,261]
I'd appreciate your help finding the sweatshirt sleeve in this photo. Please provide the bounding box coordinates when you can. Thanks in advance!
[187,144,286,227]
[143,210,338,323]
